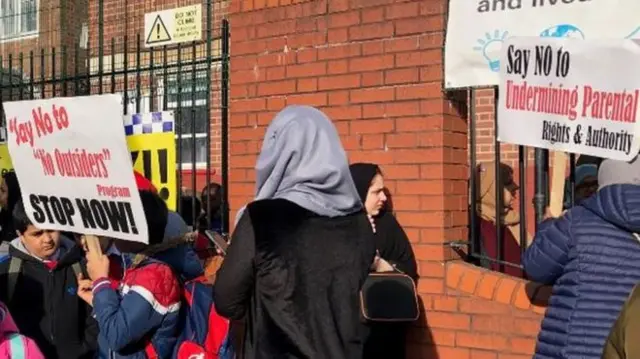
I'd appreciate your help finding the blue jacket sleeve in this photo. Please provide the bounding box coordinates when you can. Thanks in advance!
[522,211,573,284]
[91,265,181,351]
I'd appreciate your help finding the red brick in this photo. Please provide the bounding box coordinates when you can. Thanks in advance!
[350,119,394,134]
[286,62,327,78]
[348,22,394,41]
[436,347,470,359]
[425,312,470,330]
[327,11,361,28]
[471,351,498,359]
[350,87,395,103]
[318,74,361,90]
[349,54,394,72]
[456,332,509,351]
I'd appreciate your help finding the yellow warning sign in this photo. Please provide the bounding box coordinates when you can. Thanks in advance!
[146,15,171,45]
[144,5,202,48]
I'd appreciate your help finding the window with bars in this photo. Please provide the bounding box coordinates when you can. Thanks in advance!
[165,69,209,169]
[0,0,38,41]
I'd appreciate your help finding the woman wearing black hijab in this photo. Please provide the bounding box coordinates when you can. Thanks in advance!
[0,171,20,243]
[349,163,418,359]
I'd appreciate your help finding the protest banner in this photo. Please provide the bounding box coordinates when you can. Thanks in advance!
[127,132,177,210]
[4,94,149,243]
[445,0,640,88]
[497,37,640,161]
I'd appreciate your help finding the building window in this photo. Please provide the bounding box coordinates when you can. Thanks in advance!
[0,0,38,42]
[165,67,209,169]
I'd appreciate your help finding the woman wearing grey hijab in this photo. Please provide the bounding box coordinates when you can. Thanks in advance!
[214,105,376,359]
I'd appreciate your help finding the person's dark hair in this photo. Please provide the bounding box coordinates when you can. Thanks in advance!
[1,171,21,220]
[12,200,32,234]
[201,182,221,203]
[201,182,221,197]
[576,155,604,168]
[139,190,168,246]
[179,195,201,228]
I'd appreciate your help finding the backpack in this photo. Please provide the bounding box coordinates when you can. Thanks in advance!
[173,277,235,359]
[6,257,82,303]
[0,333,46,359]
[0,302,45,359]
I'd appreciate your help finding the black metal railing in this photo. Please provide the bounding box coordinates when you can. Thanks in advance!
[466,87,585,278]
[0,2,230,236]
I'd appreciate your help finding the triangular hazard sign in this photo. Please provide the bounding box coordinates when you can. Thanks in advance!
[146,15,171,45]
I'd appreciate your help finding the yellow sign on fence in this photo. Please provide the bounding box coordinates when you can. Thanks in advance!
[0,144,13,176]
[127,132,177,210]
[144,5,202,47]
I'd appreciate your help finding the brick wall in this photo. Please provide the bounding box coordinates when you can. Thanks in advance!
[227,0,548,357]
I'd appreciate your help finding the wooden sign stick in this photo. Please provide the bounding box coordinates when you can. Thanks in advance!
[82,234,103,259]
[549,151,568,217]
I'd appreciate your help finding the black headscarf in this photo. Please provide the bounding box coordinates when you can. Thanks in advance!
[348,163,418,280]
[348,163,380,204]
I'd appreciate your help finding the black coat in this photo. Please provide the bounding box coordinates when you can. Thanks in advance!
[0,238,98,359]
[215,199,375,359]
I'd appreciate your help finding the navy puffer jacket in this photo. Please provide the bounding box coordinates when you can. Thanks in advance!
[523,184,640,359]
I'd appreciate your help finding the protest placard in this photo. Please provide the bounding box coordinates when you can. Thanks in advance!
[127,132,176,210]
[497,37,640,161]
[4,94,149,243]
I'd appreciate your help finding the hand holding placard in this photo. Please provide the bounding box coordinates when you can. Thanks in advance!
[83,234,109,281]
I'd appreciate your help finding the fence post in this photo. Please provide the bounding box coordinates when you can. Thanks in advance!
[98,0,104,94]
[221,19,230,234]
[534,148,548,228]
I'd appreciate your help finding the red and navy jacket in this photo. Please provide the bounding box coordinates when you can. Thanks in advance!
[92,254,182,359]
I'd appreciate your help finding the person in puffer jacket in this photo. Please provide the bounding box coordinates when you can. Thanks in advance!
[523,156,640,359]
[78,190,184,359]
[0,301,44,358]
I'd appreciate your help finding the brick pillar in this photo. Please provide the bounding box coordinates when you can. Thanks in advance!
[227,0,476,357]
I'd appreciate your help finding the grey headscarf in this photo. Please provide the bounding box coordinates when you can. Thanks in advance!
[598,155,640,189]
[235,105,362,223]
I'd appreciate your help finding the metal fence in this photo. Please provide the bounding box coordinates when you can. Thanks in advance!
[465,88,592,278]
[0,0,230,234]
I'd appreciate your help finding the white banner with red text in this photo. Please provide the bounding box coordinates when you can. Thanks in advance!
[498,37,640,161]
[4,94,149,243]
[445,0,640,89]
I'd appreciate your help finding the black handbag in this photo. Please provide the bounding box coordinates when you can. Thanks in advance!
[360,270,419,322]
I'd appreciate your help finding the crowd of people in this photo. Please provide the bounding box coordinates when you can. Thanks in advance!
[474,151,640,358]
[0,105,418,358]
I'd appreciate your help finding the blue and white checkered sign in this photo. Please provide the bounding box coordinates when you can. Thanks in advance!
[123,111,175,136]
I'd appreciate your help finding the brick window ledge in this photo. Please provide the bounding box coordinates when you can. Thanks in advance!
[446,261,551,314]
